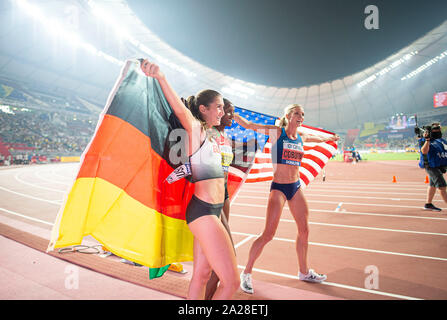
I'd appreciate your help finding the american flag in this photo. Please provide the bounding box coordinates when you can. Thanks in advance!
[225,106,338,200]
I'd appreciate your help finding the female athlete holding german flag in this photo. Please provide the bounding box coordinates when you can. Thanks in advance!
[141,60,239,300]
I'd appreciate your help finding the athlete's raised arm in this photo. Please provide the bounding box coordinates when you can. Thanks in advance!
[140,59,199,134]
[233,113,280,136]
[299,130,339,143]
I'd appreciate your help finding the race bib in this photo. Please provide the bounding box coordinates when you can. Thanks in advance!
[220,144,233,172]
[166,163,192,184]
[282,141,304,166]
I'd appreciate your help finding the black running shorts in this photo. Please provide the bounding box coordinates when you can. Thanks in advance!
[185,195,224,224]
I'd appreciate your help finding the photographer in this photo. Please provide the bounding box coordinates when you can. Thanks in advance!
[418,122,447,212]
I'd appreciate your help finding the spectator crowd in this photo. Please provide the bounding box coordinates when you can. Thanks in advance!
[0,107,96,163]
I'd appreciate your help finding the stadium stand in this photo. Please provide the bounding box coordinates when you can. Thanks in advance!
[0,83,98,165]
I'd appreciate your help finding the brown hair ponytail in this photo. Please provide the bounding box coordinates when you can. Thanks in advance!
[187,90,222,127]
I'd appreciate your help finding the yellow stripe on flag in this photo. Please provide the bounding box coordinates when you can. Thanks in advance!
[53,177,193,267]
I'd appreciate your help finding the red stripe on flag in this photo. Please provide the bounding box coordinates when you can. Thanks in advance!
[300,162,319,177]
[248,167,274,174]
[246,176,274,183]
[303,154,325,168]
[299,173,310,186]
[303,145,333,159]
[254,157,272,164]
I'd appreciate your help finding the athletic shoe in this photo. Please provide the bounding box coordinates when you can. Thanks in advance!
[424,203,442,212]
[298,269,327,283]
[240,271,254,294]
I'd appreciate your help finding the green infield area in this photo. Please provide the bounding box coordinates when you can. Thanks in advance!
[331,152,420,161]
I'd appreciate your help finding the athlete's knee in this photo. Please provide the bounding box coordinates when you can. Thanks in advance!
[219,272,240,292]
[260,231,275,243]
[194,265,212,285]
[298,224,309,238]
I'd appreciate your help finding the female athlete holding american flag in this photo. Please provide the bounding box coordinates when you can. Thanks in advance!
[236,104,339,294]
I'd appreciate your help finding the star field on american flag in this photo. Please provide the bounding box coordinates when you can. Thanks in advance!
[225,106,276,147]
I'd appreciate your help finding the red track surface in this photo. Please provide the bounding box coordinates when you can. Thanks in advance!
[1,160,446,299]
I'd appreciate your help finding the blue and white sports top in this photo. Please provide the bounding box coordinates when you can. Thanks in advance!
[271,128,305,166]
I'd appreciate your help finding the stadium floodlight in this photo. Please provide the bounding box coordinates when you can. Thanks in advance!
[88,0,133,41]
[357,74,377,88]
[82,43,99,56]
[220,81,255,100]
[230,83,256,96]
[357,51,418,88]
[401,49,447,80]
[221,86,248,99]
[16,0,45,21]
[0,105,15,114]
[14,0,123,67]
[87,0,197,78]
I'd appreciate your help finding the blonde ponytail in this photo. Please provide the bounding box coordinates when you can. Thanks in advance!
[279,116,288,128]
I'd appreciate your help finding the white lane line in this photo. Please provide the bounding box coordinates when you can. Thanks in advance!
[307,194,432,202]
[14,172,65,193]
[243,188,437,197]
[311,208,447,221]
[0,207,427,300]
[233,199,444,210]
[236,265,421,300]
[35,170,71,186]
[0,167,30,175]
[50,169,75,181]
[306,188,432,196]
[231,213,447,237]
[0,186,62,205]
[307,181,425,187]
[0,207,53,226]
[243,185,429,192]
[234,235,256,249]
[241,180,426,187]
[234,199,447,221]
[237,194,429,203]
[231,231,447,262]
[313,180,425,186]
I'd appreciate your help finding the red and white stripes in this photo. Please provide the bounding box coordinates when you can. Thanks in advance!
[242,125,338,188]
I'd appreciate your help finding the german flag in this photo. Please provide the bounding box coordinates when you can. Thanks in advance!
[48,60,194,277]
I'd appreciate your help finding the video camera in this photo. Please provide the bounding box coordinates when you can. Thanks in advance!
[415,125,433,139]
[414,114,441,139]
[414,124,441,139]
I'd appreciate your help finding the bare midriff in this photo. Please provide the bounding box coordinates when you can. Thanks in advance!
[194,178,225,204]
[272,163,300,184]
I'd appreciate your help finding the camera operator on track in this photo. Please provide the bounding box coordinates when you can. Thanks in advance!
[417,122,447,212]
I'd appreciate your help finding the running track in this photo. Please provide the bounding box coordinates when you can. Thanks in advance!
[0,160,446,300]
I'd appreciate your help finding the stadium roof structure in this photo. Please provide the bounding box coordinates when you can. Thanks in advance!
[1,0,446,131]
